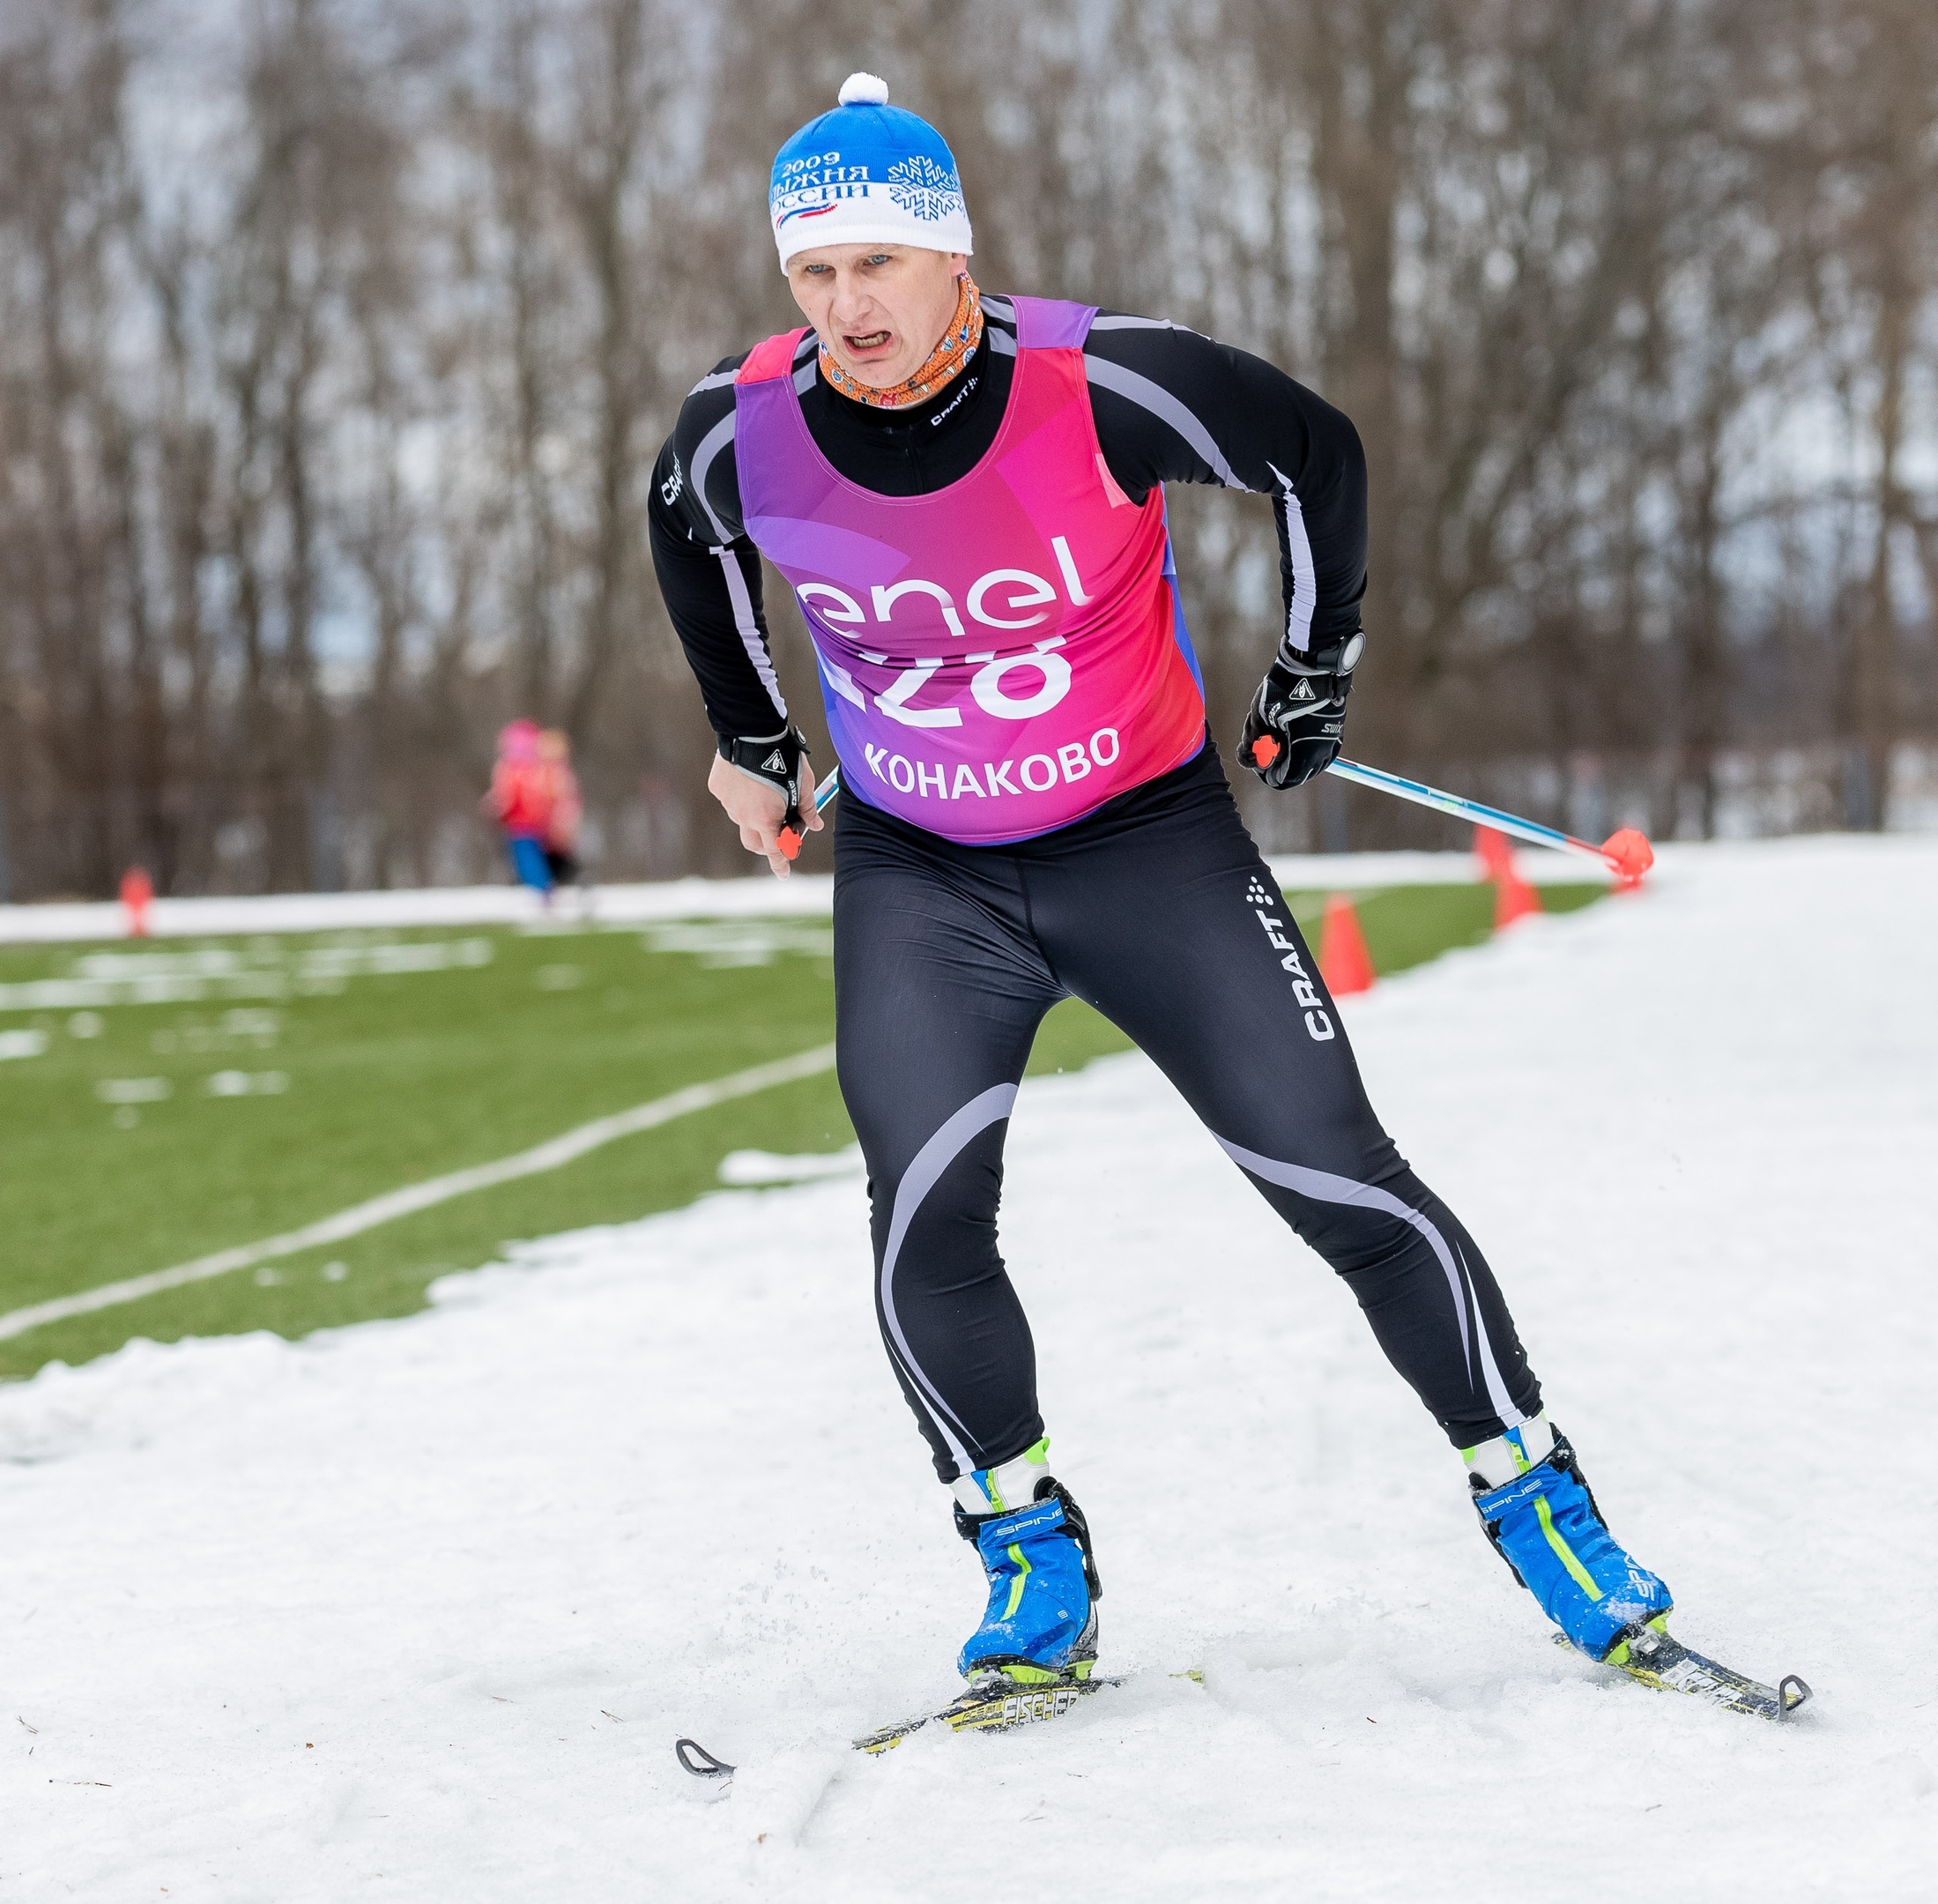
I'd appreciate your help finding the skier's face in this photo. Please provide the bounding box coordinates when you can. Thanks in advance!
[786,244,969,390]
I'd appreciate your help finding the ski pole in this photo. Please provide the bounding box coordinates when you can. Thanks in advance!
[1318,755,1653,881]
[776,768,845,859]
[784,755,1653,883]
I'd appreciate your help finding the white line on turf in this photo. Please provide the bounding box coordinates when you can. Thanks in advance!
[0,1043,838,1344]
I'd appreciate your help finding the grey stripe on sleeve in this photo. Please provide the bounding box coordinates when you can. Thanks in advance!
[1088,314,1201,335]
[1266,460,1318,654]
[1082,354,1249,492]
[688,411,738,544]
[692,331,811,398]
[713,547,785,720]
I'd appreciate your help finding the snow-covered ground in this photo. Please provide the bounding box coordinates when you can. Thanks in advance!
[4,836,1934,1901]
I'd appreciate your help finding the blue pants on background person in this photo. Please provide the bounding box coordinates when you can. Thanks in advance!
[506,834,553,895]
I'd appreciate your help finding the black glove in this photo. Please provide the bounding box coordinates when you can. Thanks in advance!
[1237,631,1363,789]
[717,726,813,855]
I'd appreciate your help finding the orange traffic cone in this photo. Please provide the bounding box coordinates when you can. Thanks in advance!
[1318,892,1376,995]
[1474,824,1516,881]
[1493,866,1541,927]
[120,866,153,938]
[1474,824,1541,927]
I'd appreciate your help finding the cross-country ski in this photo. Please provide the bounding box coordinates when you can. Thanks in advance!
[679,1664,1140,1780]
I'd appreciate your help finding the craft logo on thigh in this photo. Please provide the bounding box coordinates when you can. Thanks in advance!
[1242,875,1335,1042]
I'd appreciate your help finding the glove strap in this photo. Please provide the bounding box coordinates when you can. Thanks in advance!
[717,728,812,857]
[1272,628,1364,704]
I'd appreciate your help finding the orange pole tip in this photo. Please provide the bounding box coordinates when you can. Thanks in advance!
[1600,827,1653,885]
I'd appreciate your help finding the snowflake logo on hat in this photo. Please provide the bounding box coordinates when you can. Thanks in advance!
[885,154,964,222]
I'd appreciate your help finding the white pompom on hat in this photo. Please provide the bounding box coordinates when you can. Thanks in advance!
[769,74,973,270]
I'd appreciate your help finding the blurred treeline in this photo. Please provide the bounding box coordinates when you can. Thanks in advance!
[2,0,1935,897]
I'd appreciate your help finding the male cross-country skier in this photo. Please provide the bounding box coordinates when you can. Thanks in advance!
[649,74,1670,1701]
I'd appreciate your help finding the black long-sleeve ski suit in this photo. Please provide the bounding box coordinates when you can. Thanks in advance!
[650,298,1367,736]
[650,296,1542,1483]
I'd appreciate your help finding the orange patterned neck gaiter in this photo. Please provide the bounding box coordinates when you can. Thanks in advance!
[819,273,984,411]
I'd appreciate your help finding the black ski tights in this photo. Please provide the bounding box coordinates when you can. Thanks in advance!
[832,738,1542,1483]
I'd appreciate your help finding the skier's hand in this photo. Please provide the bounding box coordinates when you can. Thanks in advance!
[709,730,821,878]
[1238,632,1364,790]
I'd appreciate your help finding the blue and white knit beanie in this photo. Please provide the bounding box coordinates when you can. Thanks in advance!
[769,73,974,271]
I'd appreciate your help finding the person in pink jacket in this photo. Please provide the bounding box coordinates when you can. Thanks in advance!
[483,719,557,896]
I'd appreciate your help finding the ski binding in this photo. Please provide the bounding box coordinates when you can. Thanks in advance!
[1564,1620,1811,1721]
[855,1668,1118,1755]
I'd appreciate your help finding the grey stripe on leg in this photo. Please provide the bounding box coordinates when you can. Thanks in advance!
[1456,1242,1528,1428]
[879,1083,1021,1473]
[1214,1135,1474,1382]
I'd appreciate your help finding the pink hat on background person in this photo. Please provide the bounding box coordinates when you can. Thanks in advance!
[499,718,540,761]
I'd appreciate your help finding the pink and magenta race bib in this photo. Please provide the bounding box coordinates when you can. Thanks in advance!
[733,296,1207,844]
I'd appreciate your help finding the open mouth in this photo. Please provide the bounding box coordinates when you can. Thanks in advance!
[844,330,893,353]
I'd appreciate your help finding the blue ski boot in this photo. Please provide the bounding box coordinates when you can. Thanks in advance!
[952,1441,1100,1686]
[1466,1414,1673,1660]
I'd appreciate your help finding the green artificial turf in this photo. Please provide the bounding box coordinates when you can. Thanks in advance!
[1340,880,1602,972]
[0,881,1600,1378]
